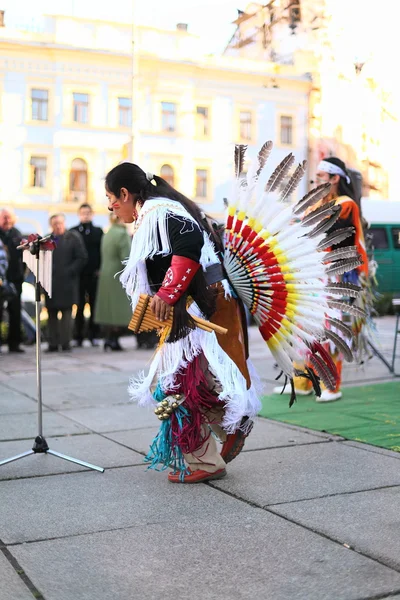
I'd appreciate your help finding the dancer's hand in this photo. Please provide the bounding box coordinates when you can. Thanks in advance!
[151,295,172,322]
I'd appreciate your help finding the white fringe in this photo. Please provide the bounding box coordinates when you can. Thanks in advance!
[127,319,261,432]
[120,198,221,310]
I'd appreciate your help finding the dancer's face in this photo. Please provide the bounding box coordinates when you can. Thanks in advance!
[106,186,139,224]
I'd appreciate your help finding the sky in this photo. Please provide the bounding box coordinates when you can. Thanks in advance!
[1,0,248,53]
[2,0,398,97]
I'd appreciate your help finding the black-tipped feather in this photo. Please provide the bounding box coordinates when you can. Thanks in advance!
[306,206,342,238]
[280,160,307,201]
[256,140,273,177]
[325,257,363,277]
[293,183,331,215]
[265,153,295,193]
[234,144,247,178]
[317,226,356,250]
[301,200,337,227]
[325,282,361,298]
[322,246,360,263]
[308,354,336,391]
[326,317,353,339]
[327,300,366,319]
[324,329,354,362]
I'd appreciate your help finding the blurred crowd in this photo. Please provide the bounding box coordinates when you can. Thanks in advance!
[0,204,155,355]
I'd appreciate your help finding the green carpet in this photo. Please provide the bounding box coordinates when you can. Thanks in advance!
[259,381,400,452]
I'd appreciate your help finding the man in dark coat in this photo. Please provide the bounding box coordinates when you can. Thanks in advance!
[46,214,87,352]
[71,203,103,346]
[0,208,25,353]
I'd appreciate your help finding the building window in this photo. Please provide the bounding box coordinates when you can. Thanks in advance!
[391,228,400,250]
[30,157,47,188]
[70,158,88,201]
[161,102,177,132]
[31,89,48,121]
[240,111,252,141]
[160,164,175,187]
[73,93,89,124]
[196,106,209,137]
[370,227,388,250]
[196,169,208,198]
[118,97,132,127]
[280,115,293,145]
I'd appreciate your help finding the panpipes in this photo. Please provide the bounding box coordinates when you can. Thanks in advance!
[23,250,53,297]
[128,294,228,335]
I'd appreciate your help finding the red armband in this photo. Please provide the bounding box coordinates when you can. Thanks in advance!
[156,255,201,305]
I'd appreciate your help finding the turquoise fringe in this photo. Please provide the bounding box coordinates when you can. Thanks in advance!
[144,385,190,481]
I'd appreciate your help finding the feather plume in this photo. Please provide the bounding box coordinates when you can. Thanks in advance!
[325,257,363,277]
[256,140,273,177]
[308,354,337,390]
[305,366,322,397]
[265,153,295,193]
[234,144,247,178]
[293,183,331,215]
[324,328,354,362]
[306,206,341,238]
[310,341,338,376]
[301,200,337,228]
[242,141,274,211]
[326,317,353,339]
[327,300,366,319]
[325,282,361,298]
[280,160,307,202]
[317,226,355,250]
[289,378,296,408]
[322,246,360,264]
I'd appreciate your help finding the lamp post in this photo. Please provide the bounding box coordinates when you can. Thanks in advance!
[131,0,140,163]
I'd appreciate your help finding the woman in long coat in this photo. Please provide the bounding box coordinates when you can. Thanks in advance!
[94,214,132,350]
[45,215,87,351]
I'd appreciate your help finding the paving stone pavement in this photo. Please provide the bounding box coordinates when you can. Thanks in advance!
[0,317,399,599]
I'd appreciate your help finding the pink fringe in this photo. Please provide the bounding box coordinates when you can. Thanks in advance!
[165,354,222,455]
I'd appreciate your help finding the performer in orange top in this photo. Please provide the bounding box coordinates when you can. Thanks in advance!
[274,156,369,402]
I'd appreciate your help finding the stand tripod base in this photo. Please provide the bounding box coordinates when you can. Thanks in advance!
[0,435,104,472]
[367,340,399,377]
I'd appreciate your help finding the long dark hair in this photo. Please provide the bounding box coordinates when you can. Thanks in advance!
[323,157,356,201]
[106,162,221,340]
[106,163,206,228]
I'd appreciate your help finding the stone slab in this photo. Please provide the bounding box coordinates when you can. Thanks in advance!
[342,440,400,460]
[59,404,156,433]
[0,412,90,442]
[12,508,400,600]
[105,419,334,459]
[271,486,400,571]
[0,553,34,600]
[0,386,39,415]
[210,442,400,506]
[242,419,330,452]
[104,428,158,455]
[0,434,144,480]
[0,467,252,544]
[4,370,129,394]
[40,383,130,410]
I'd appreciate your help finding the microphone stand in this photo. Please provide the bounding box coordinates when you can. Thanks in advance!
[0,235,104,472]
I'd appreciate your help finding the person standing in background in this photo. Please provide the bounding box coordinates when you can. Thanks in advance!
[71,204,103,347]
[94,213,132,351]
[0,208,25,353]
[0,238,8,281]
[45,214,87,352]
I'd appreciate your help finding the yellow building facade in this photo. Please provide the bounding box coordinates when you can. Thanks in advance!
[226,1,399,199]
[0,13,311,233]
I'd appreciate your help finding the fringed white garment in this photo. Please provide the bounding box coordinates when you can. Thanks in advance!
[121,197,261,432]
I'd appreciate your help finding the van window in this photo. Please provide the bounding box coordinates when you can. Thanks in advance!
[392,228,400,249]
[370,227,389,249]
